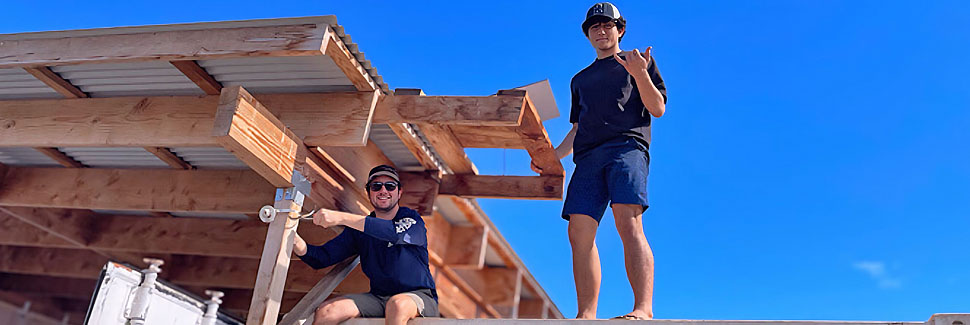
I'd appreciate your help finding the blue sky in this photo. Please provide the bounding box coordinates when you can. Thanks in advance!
[3,0,968,321]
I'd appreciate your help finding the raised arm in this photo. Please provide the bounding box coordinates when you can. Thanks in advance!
[615,47,667,118]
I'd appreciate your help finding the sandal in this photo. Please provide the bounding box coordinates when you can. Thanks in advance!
[612,314,650,320]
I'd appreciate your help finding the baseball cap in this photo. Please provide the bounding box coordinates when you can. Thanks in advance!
[367,165,400,184]
[582,2,622,35]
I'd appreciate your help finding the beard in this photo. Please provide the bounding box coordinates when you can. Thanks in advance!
[372,197,399,213]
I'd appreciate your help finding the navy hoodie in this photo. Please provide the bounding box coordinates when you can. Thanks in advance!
[297,207,437,300]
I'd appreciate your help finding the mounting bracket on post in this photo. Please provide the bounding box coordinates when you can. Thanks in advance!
[258,171,313,223]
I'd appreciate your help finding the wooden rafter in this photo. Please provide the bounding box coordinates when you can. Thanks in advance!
[143,147,193,169]
[33,147,85,168]
[323,26,375,92]
[170,60,223,95]
[22,66,87,98]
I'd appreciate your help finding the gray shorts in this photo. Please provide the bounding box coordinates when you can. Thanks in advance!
[344,289,438,318]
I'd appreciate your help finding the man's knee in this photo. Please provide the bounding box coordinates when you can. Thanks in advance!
[611,204,646,241]
[385,295,417,317]
[568,214,597,245]
[315,298,358,323]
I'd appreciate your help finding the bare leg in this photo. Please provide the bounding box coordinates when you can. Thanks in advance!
[384,294,420,325]
[313,298,361,325]
[611,203,654,319]
[568,214,601,319]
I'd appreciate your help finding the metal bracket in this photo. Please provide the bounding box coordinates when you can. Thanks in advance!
[274,170,312,206]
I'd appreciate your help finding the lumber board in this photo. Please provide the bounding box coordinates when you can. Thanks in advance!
[323,26,375,92]
[214,86,302,187]
[445,225,488,269]
[278,256,360,325]
[373,94,524,126]
[0,167,275,213]
[439,175,564,200]
[0,22,330,68]
[398,171,440,216]
[247,198,301,325]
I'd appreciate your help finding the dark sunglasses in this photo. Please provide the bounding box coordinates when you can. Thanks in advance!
[368,181,399,192]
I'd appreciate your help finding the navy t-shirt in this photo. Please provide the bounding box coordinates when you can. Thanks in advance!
[297,207,437,301]
[569,54,667,160]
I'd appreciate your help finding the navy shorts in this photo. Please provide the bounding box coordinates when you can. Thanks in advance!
[562,139,650,223]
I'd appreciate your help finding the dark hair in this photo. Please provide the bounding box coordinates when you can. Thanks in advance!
[583,16,627,42]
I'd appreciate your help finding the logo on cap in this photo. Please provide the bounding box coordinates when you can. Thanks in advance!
[592,4,605,14]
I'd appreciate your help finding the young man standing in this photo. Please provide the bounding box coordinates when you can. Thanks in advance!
[293,165,438,325]
[535,2,668,320]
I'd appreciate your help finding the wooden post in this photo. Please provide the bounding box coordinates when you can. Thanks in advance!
[247,186,305,325]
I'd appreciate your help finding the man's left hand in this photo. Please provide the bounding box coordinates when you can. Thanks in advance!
[614,47,653,80]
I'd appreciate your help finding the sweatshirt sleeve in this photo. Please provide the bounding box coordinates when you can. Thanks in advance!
[297,230,357,269]
[362,210,427,246]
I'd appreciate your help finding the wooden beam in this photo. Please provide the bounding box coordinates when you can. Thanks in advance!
[257,91,379,147]
[454,267,523,318]
[518,298,549,319]
[373,93,524,126]
[445,196,565,319]
[444,225,488,269]
[33,147,85,168]
[0,207,92,251]
[439,175,563,200]
[22,67,87,98]
[0,274,95,300]
[384,88,442,172]
[323,26,376,92]
[420,124,478,174]
[398,171,440,216]
[0,19,331,68]
[0,92,379,148]
[0,245,369,295]
[448,125,525,149]
[0,167,275,213]
[501,89,564,176]
[214,85,303,187]
[0,96,222,147]
[278,256,360,325]
[387,123,441,171]
[170,60,223,95]
[144,147,193,169]
[247,197,301,325]
[0,207,338,259]
[0,291,84,325]
[428,251,501,318]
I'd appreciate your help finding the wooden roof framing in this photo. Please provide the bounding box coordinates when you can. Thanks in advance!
[0,16,564,324]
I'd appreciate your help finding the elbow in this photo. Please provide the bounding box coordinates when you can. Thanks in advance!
[650,103,665,118]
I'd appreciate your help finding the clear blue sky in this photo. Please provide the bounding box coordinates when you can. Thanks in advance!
[3,0,968,321]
